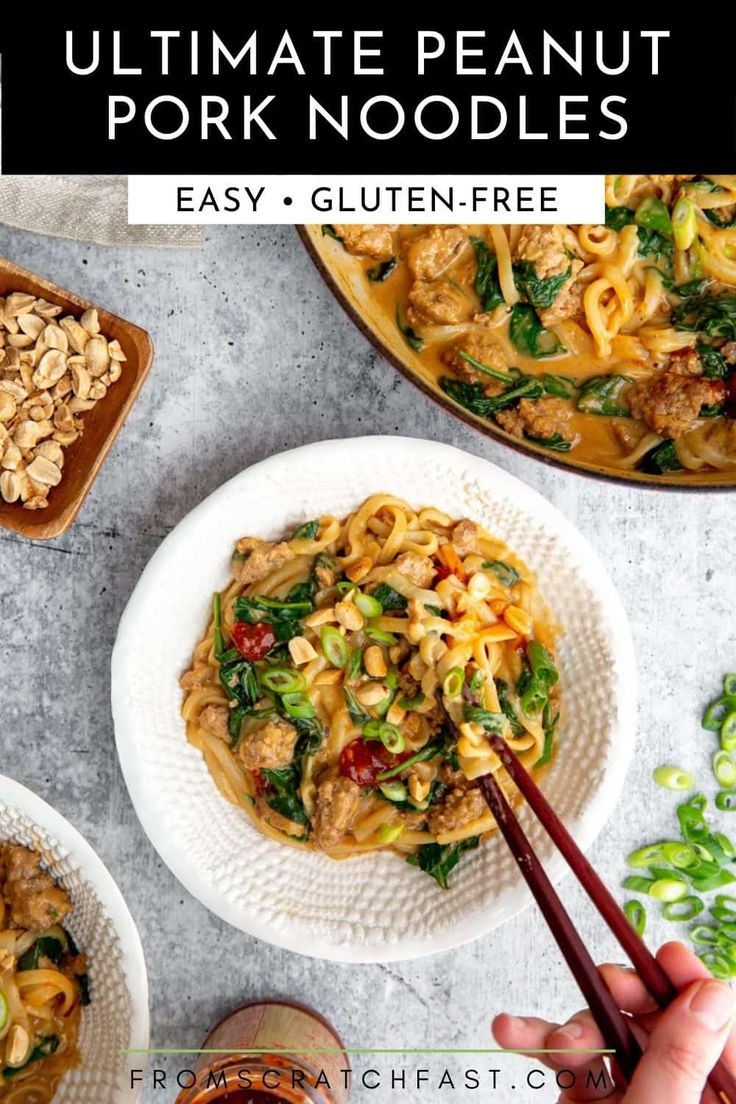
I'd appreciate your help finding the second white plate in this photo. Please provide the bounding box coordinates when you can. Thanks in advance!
[111,436,635,963]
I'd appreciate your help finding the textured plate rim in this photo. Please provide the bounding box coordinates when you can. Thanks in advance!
[0,773,150,1101]
[112,435,636,963]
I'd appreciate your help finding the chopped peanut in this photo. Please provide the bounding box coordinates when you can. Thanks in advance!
[364,645,388,678]
[305,606,337,628]
[386,700,406,726]
[314,669,343,686]
[346,557,373,583]
[288,636,318,666]
[409,774,430,803]
[356,682,389,706]
[335,599,364,632]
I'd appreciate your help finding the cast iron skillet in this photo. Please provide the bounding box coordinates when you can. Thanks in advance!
[298,224,736,492]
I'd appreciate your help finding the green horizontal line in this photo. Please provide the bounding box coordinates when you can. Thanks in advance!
[123,1048,614,1056]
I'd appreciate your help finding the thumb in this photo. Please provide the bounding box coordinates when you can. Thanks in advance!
[624,978,736,1104]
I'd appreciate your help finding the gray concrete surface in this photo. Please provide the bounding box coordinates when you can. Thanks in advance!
[0,223,734,1103]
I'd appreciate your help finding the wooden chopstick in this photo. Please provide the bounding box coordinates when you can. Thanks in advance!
[483,733,736,1104]
[479,771,640,1087]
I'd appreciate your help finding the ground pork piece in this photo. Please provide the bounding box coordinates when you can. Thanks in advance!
[234,537,295,586]
[443,332,510,394]
[314,562,337,588]
[407,280,473,326]
[451,520,479,556]
[394,551,435,589]
[238,718,299,769]
[180,661,213,691]
[405,226,469,281]
[721,341,736,365]
[515,225,569,279]
[440,762,471,790]
[712,204,736,225]
[199,704,230,741]
[332,224,397,261]
[255,796,307,838]
[495,397,576,444]
[312,777,361,849]
[427,786,486,836]
[538,265,585,328]
[397,669,420,701]
[1,845,72,930]
[628,361,726,439]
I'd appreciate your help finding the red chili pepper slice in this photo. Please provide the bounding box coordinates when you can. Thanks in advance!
[251,769,267,797]
[339,738,408,787]
[230,620,276,661]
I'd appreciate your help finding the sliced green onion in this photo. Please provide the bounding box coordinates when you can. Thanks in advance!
[320,625,349,669]
[469,669,485,695]
[281,692,316,720]
[379,781,408,803]
[714,750,736,789]
[712,905,736,924]
[336,580,357,595]
[662,896,704,922]
[677,799,709,843]
[626,843,668,869]
[691,867,736,892]
[691,924,720,946]
[363,720,405,754]
[722,713,736,751]
[653,765,695,791]
[698,950,735,980]
[622,875,655,894]
[442,667,465,699]
[725,674,736,698]
[0,992,7,1032]
[259,667,306,695]
[716,894,736,912]
[624,899,646,936]
[365,626,399,646]
[212,591,225,657]
[354,592,382,618]
[716,790,736,813]
[661,841,699,869]
[377,823,404,844]
[648,865,687,884]
[671,195,696,251]
[703,696,736,732]
[712,832,736,860]
[649,878,689,902]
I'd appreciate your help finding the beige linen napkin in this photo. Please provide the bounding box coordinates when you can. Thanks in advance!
[0,175,204,248]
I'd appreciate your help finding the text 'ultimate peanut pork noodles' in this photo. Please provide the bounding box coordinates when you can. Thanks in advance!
[181,495,560,889]
[322,174,736,477]
[0,844,89,1102]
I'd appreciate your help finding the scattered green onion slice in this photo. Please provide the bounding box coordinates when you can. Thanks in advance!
[697,950,735,980]
[442,667,465,699]
[347,648,363,682]
[355,592,382,619]
[336,581,356,595]
[716,790,736,813]
[716,894,736,912]
[622,875,655,894]
[713,832,736,860]
[714,750,736,789]
[320,625,349,669]
[691,868,736,893]
[363,720,405,754]
[703,696,736,732]
[259,667,306,695]
[724,674,736,698]
[712,905,736,923]
[661,841,699,869]
[365,627,399,646]
[691,924,720,946]
[653,765,695,791]
[379,781,408,803]
[649,878,689,902]
[0,992,7,1032]
[624,899,646,936]
[626,843,668,869]
[377,823,404,844]
[398,692,426,711]
[281,692,316,720]
[722,713,736,751]
[662,896,704,922]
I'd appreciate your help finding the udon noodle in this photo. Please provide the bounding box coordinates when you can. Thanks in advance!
[0,844,87,1102]
[322,175,736,477]
[181,496,560,888]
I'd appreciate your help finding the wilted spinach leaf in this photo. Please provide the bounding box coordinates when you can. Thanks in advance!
[406,836,480,890]
[509,305,566,359]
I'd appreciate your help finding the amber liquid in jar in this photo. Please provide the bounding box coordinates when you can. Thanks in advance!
[175,1000,350,1104]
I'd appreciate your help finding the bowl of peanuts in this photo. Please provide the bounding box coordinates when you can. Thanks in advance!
[0,255,153,539]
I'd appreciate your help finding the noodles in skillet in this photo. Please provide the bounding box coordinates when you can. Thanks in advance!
[322,175,736,478]
[0,844,88,1102]
[181,496,560,888]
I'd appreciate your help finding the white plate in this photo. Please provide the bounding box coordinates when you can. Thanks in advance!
[112,436,635,963]
[0,774,149,1102]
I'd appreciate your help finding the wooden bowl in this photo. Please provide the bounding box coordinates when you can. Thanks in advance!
[0,257,153,539]
[299,225,736,490]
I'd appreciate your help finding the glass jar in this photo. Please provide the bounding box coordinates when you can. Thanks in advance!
[175,999,350,1104]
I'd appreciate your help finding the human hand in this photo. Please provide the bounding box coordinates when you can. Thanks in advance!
[492,942,736,1102]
